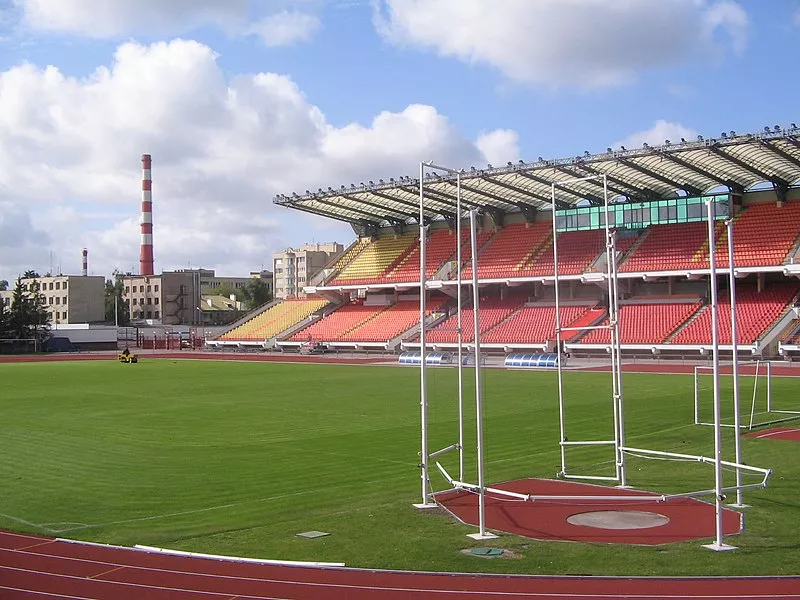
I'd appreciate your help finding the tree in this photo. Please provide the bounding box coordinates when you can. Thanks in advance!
[243,278,272,311]
[8,277,50,343]
[22,270,39,279]
[209,283,241,300]
[0,280,8,291]
[0,296,10,339]
[104,274,130,326]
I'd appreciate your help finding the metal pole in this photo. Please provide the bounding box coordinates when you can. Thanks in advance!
[703,199,736,551]
[727,217,745,507]
[456,172,465,481]
[605,175,627,487]
[551,183,568,477]
[415,162,434,508]
[467,208,496,540]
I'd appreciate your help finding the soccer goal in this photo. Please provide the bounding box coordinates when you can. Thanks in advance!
[694,361,800,430]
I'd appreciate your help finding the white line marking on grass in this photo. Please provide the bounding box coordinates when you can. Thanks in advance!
[56,476,408,532]
[0,513,58,534]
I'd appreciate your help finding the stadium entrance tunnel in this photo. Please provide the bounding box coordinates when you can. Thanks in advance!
[435,478,742,545]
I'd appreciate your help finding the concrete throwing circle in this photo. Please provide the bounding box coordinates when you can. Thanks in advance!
[567,510,670,530]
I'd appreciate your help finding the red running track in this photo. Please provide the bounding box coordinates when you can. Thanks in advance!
[2,530,800,599]
[744,427,800,441]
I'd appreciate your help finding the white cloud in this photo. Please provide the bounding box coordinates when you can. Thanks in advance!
[374,0,750,87]
[612,120,699,150]
[14,0,249,38]
[11,0,323,47]
[247,10,321,47]
[475,129,519,166]
[0,38,504,280]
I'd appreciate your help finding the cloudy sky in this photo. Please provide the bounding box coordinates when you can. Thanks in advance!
[0,0,796,281]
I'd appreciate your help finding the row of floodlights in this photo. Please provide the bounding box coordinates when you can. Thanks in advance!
[276,124,798,200]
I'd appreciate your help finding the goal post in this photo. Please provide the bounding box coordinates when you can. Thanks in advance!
[694,361,798,430]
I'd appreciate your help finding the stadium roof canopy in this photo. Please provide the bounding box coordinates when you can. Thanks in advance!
[274,126,800,229]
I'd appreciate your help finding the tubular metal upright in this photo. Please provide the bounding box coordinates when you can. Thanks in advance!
[551,174,626,485]
[727,217,746,507]
[415,161,467,508]
[703,198,736,551]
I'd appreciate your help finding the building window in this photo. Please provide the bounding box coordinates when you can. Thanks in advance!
[63,282,68,290]
[55,282,61,290]
[146,311,152,319]
[154,285,159,292]
[48,282,53,290]
[63,297,67,304]
[49,297,53,305]
[125,286,129,294]
[132,298,137,305]
[56,297,60,305]
[154,298,159,305]
[147,285,151,292]
[62,312,67,319]
[154,311,160,319]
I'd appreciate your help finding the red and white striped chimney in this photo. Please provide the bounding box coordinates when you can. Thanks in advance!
[139,154,154,276]
[82,248,88,276]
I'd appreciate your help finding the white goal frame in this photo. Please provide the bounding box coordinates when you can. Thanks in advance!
[695,361,800,430]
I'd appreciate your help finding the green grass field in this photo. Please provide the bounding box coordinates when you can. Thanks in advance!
[1,359,799,576]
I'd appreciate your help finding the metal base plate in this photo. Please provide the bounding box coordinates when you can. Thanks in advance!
[467,532,499,540]
[413,503,438,509]
[702,542,737,552]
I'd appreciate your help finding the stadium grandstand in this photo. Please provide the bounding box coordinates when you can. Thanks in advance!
[211,126,800,359]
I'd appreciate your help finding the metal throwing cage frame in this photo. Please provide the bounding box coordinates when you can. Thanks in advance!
[416,167,772,549]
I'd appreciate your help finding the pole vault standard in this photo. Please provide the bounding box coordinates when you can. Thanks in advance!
[414,161,467,512]
[414,160,496,540]
[551,174,627,486]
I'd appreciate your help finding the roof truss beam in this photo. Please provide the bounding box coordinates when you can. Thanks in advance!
[311,196,390,225]
[511,171,587,206]
[760,140,800,171]
[616,158,702,196]
[290,202,381,227]
[371,188,456,220]
[659,152,733,190]
[552,165,620,204]
[339,193,417,220]
[573,163,651,199]
[709,145,790,189]
[482,175,568,210]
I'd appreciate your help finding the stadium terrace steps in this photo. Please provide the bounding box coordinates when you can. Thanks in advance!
[427,292,528,343]
[332,233,417,284]
[482,304,596,345]
[341,298,446,342]
[581,301,703,345]
[619,221,709,273]
[558,307,606,341]
[467,222,552,279]
[385,229,471,282]
[672,283,800,345]
[289,303,386,341]
[707,201,800,268]
[219,299,329,341]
